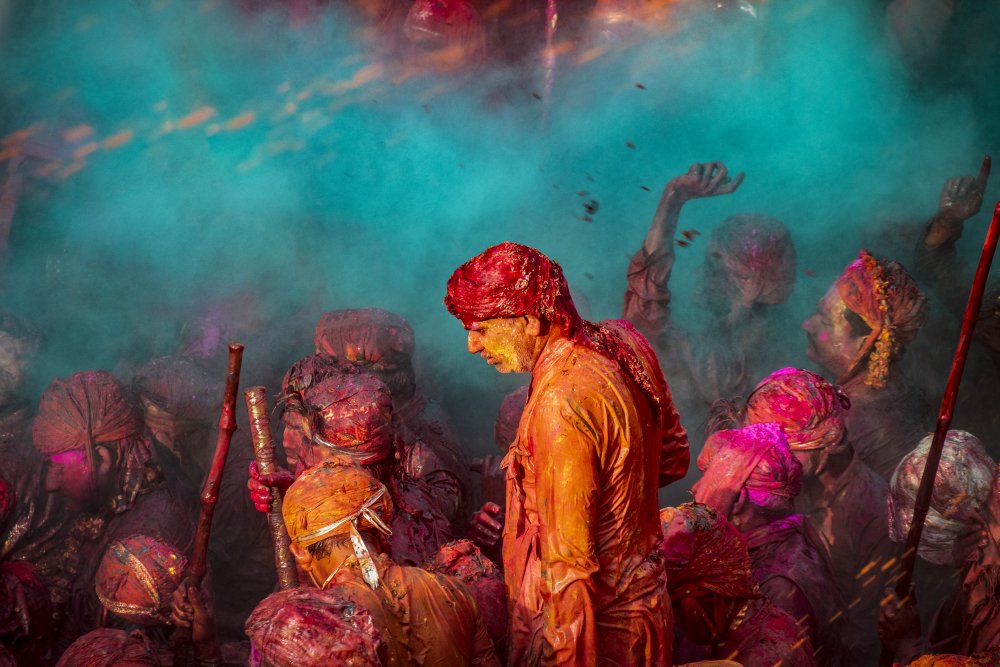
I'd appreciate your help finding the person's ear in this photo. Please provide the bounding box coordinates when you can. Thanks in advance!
[94,445,113,476]
[289,542,311,569]
[525,315,542,336]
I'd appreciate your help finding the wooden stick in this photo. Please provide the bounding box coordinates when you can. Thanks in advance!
[245,386,299,590]
[880,201,1000,666]
[172,343,243,666]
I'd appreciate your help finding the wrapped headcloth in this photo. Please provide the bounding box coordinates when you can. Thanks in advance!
[55,628,159,667]
[494,385,528,451]
[33,370,152,513]
[315,309,414,372]
[302,373,394,466]
[746,367,851,451]
[95,534,187,626]
[132,356,223,423]
[246,587,386,667]
[283,462,394,589]
[446,242,664,414]
[835,250,928,389]
[427,539,507,645]
[279,354,356,412]
[888,430,997,565]
[694,423,802,517]
[403,0,486,64]
[660,502,756,601]
[702,213,796,307]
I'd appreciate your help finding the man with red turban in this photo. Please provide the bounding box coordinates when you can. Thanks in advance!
[803,251,930,480]
[623,162,795,442]
[693,423,845,665]
[249,358,454,565]
[314,309,469,528]
[31,370,192,649]
[743,367,893,663]
[281,462,498,665]
[661,502,816,666]
[55,628,163,666]
[446,241,689,665]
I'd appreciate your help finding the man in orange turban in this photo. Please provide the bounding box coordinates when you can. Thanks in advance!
[446,242,689,665]
[803,250,929,480]
[281,462,499,666]
[32,370,192,649]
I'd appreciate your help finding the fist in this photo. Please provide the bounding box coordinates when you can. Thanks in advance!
[247,461,295,513]
[469,502,504,550]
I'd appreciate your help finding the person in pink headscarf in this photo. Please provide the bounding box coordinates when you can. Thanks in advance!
[623,162,796,440]
[741,366,893,663]
[693,423,846,665]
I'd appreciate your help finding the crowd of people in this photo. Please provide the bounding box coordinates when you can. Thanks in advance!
[0,150,997,665]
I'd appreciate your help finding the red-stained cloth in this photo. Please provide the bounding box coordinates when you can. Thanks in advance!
[94,534,187,627]
[403,0,486,62]
[745,367,851,451]
[32,371,144,455]
[0,561,53,665]
[0,471,13,529]
[314,309,414,374]
[694,423,802,517]
[54,628,160,667]
[245,587,386,667]
[302,373,395,465]
[427,539,508,651]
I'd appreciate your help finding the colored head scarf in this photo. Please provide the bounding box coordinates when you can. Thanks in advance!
[745,367,851,451]
[694,423,802,517]
[445,242,664,414]
[700,213,796,308]
[494,385,528,451]
[403,0,486,64]
[660,503,757,645]
[95,535,187,626]
[427,539,507,645]
[279,354,356,413]
[32,370,152,513]
[302,373,394,466]
[283,462,394,589]
[835,250,928,389]
[245,587,386,667]
[888,430,997,565]
[55,628,159,667]
[132,356,222,424]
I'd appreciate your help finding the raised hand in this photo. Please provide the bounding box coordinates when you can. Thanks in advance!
[666,162,745,203]
[247,461,295,513]
[938,155,991,223]
[468,501,504,550]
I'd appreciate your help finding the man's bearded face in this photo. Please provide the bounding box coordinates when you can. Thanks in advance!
[802,285,867,380]
[45,449,98,511]
[466,317,538,374]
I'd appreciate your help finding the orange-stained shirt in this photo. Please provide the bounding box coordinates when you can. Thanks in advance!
[331,554,499,666]
[502,325,688,666]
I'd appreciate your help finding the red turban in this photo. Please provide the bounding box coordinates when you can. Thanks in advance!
[245,587,386,667]
[745,367,850,451]
[494,385,528,451]
[702,213,796,307]
[314,309,414,371]
[835,250,928,389]
[427,539,508,646]
[446,243,665,415]
[660,503,756,614]
[302,373,395,465]
[694,423,802,517]
[403,0,487,64]
[95,534,187,626]
[55,628,159,667]
[132,356,222,423]
[32,371,152,512]
[279,354,357,413]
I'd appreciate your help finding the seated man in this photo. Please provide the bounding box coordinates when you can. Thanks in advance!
[802,250,929,479]
[743,366,892,663]
[661,502,816,667]
[693,423,845,665]
[32,371,193,649]
[280,461,499,666]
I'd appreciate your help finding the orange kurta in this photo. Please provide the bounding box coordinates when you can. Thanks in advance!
[503,325,688,666]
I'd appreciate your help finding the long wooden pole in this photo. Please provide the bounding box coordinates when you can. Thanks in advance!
[245,386,299,590]
[172,343,243,666]
[880,201,1000,665]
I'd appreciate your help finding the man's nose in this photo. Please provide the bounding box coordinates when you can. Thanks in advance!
[467,331,484,354]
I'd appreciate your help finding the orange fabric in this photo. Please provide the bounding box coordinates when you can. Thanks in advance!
[502,332,682,666]
[330,554,499,666]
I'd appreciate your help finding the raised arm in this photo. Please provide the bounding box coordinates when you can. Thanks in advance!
[624,162,744,339]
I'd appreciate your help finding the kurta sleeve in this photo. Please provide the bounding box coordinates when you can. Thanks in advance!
[532,390,601,666]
